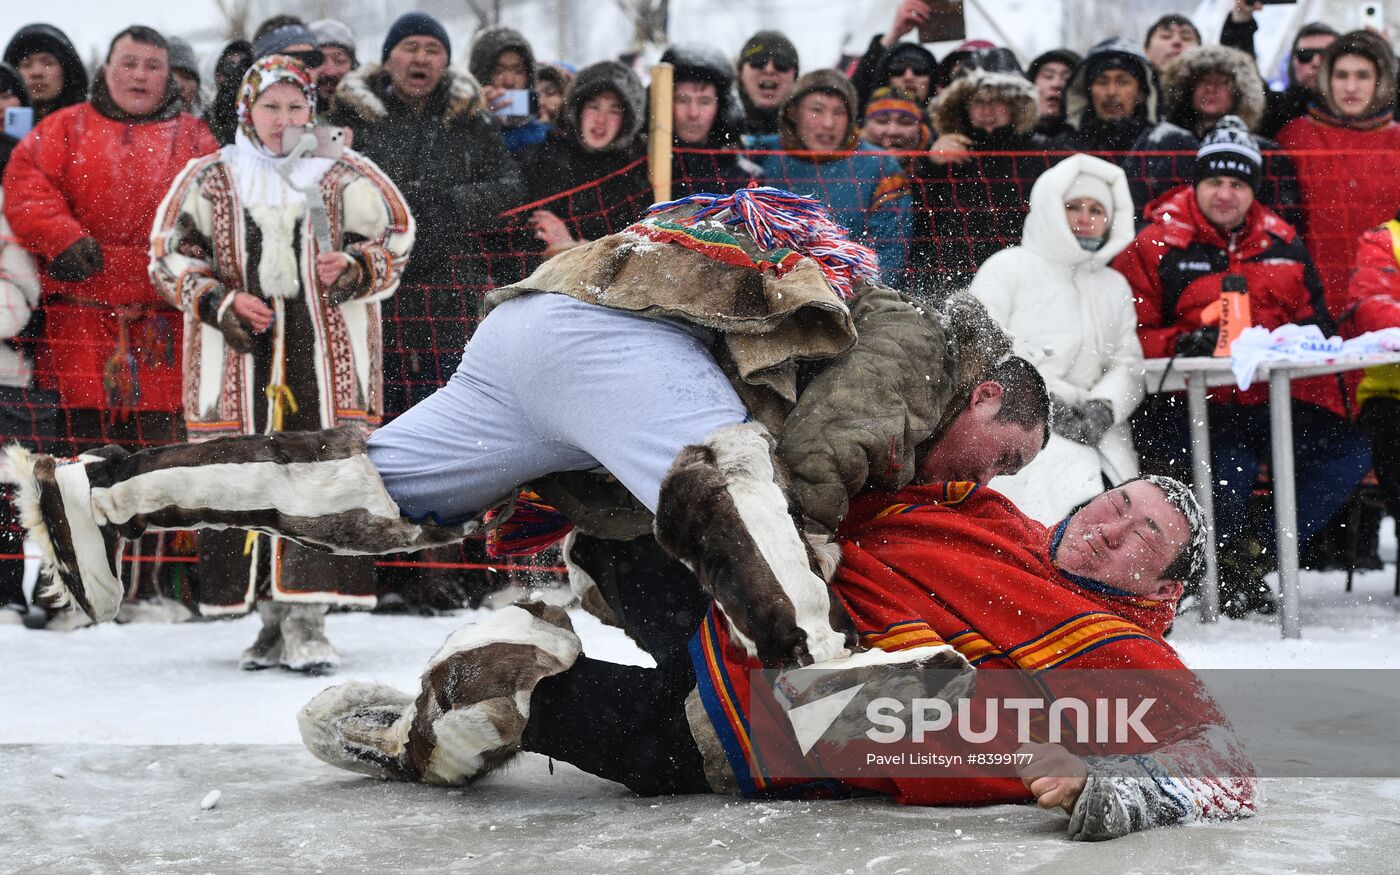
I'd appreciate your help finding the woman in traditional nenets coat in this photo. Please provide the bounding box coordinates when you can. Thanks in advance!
[149,55,414,672]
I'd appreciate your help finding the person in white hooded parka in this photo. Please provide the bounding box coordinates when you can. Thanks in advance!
[969,153,1144,524]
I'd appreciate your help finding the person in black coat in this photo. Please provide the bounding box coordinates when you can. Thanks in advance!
[329,12,526,411]
[1051,38,1199,217]
[657,43,754,197]
[1028,48,1080,139]
[907,69,1049,300]
[521,60,650,252]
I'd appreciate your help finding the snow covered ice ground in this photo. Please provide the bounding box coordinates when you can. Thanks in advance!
[4,568,1400,873]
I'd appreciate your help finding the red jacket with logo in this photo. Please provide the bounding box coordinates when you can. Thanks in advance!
[2,102,218,411]
[1112,184,1344,416]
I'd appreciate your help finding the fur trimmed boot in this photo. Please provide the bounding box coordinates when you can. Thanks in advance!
[299,603,581,785]
[5,426,477,624]
[279,603,340,673]
[653,422,855,669]
[239,602,288,670]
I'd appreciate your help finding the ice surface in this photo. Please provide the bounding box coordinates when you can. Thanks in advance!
[4,568,1400,871]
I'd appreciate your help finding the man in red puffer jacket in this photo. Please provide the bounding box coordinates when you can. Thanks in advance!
[1113,117,1371,618]
[2,25,217,619]
[4,25,217,435]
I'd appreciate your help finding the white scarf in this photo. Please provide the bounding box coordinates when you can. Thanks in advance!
[225,129,335,299]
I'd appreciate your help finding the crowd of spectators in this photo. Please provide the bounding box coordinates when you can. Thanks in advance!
[2,1,1400,640]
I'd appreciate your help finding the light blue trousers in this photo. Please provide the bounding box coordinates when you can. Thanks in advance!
[366,293,748,525]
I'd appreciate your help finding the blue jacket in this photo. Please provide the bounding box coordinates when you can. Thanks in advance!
[748,135,911,285]
[501,118,551,154]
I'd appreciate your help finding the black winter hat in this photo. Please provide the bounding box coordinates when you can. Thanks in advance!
[1085,51,1148,93]
[0,62,30,106]
[2,23,88,109]
[739,30,799,71]
[1027,49,1080,82]
[382,12,451,62]
[1195,115,1261,190]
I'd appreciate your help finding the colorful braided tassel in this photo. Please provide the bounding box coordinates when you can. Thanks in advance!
[485,491,573,557]
[645,185,880,299]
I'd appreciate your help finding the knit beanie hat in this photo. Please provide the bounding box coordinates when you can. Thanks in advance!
[253,22,320,61]
[739,30,799,71]
[310,19,357,58]
[1064,174,1114,220]
[864,86,922,123]
[1085,52,1147,93]
[1195,115,1261,190]
[382,12,451,63]
[166,37,199,79]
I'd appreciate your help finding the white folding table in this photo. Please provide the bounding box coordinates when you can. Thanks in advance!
[1142,353,1400,638]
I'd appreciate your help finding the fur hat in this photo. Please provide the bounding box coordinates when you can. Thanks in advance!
[1162,45,1266,135]
[382,12,450,63]
[931,68,1038,136]
[1317,29,1398,121]
[1195,115,1261,190]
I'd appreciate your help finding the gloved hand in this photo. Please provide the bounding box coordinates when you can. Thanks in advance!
[47,236,104,283]
[1174,325,1220,358]
[1052,398,1115,446]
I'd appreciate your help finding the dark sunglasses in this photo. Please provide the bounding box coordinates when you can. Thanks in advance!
[889,62,933,78]
[745,55,795,73]
[286,49,325,68]
[1293,48,1324,64]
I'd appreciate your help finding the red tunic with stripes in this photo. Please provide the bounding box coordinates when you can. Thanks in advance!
[689,482,1258,821]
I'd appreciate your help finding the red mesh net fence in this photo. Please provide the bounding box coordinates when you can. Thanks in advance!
[1,145,1390,607]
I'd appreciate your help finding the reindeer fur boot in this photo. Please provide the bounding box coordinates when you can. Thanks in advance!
[4,426,476,624]
[653,422,855,669]
[298,603,581,785]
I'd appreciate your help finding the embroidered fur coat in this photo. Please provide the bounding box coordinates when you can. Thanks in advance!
[149,148,414,440]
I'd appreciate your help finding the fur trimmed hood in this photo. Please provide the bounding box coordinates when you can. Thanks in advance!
[931,69,1039,136]
[334,63,487,125]
[778,69,859,153]
[1161,45,1266,135]
[468,25,536,88]
[558,60,646,153]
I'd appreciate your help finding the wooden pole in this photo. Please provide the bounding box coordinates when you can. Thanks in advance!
[648,62,674,205]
